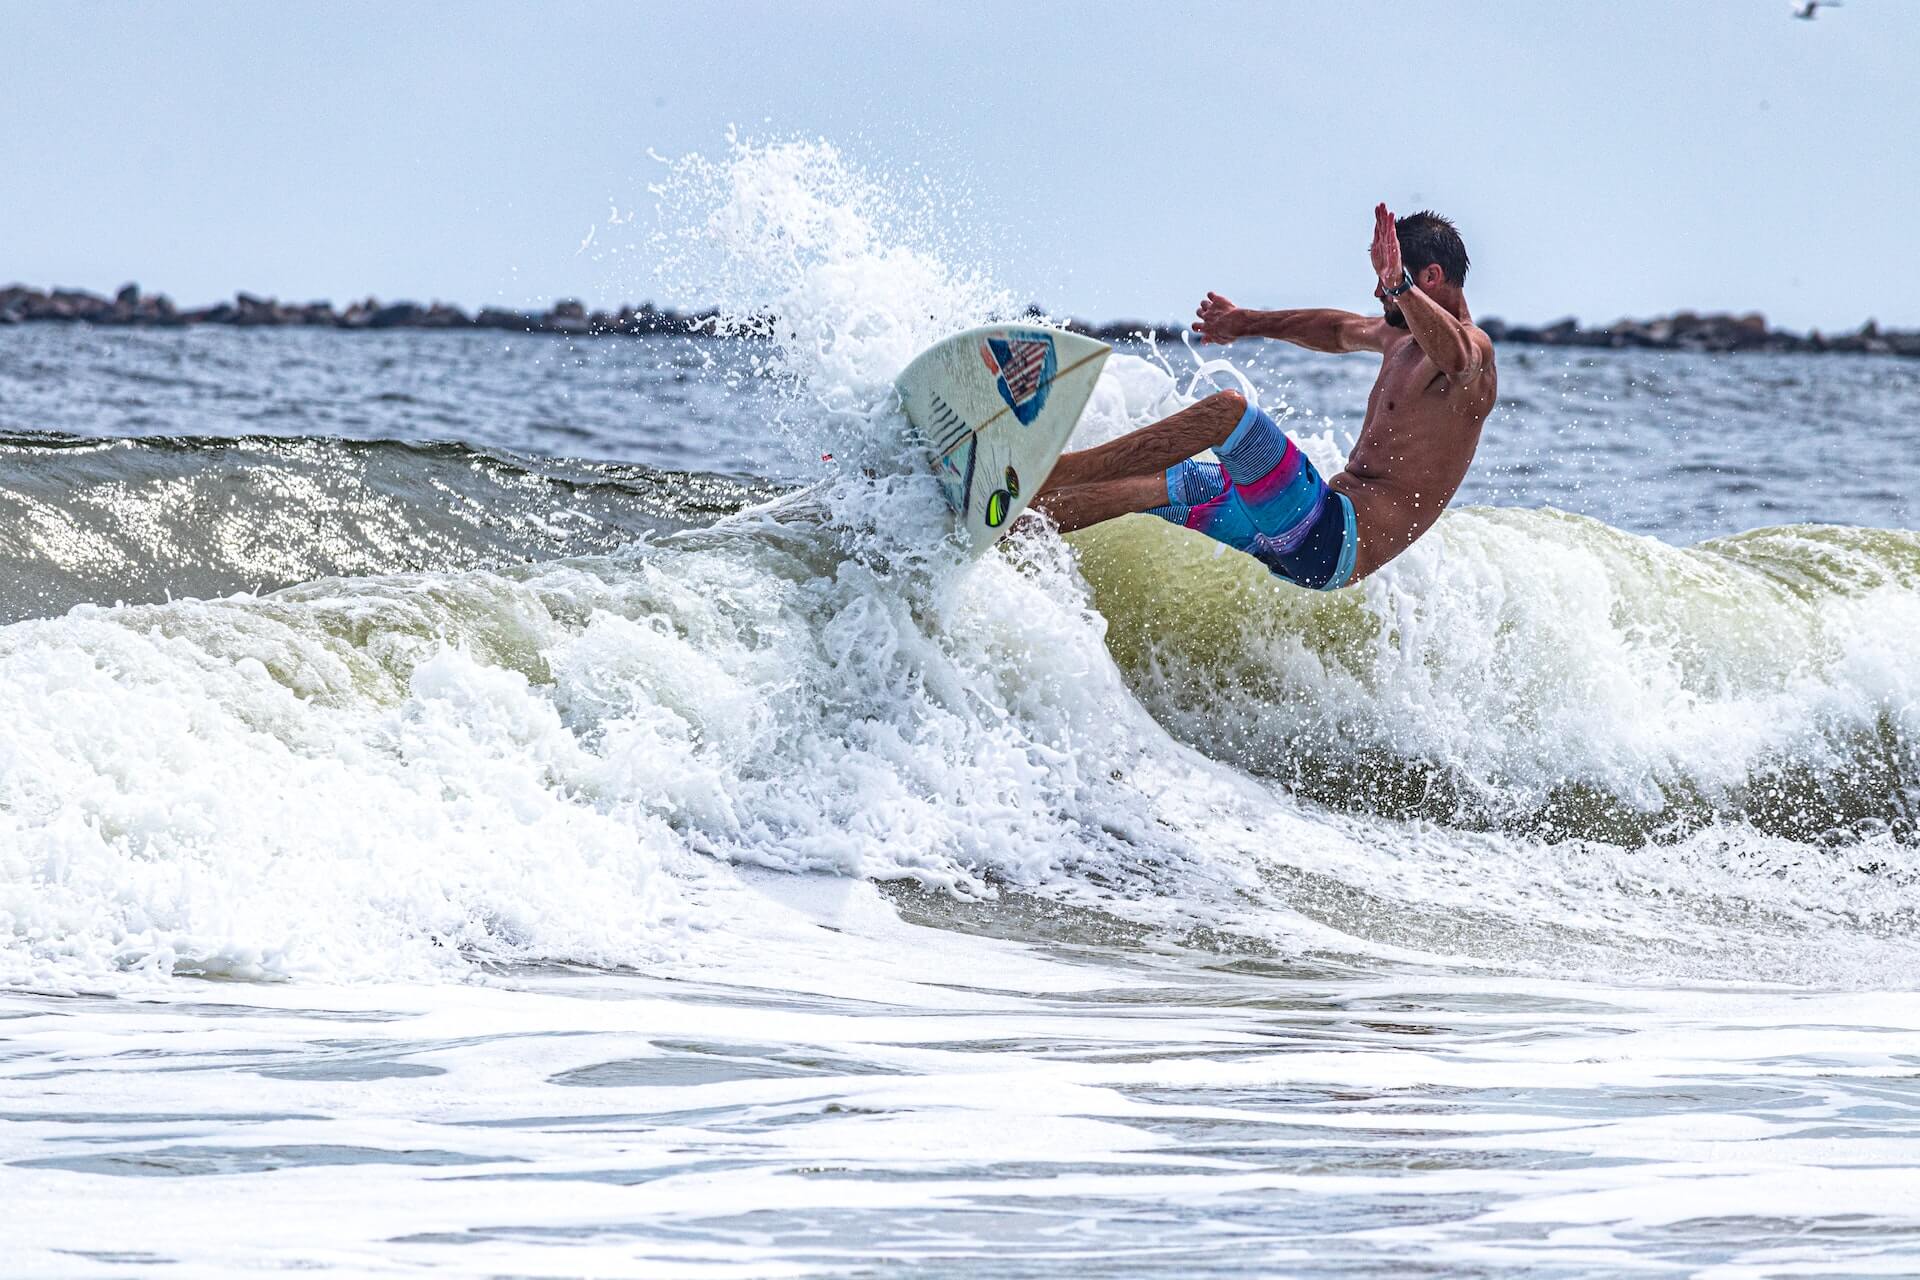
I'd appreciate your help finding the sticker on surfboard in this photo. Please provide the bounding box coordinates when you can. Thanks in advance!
[979,331,1058,425]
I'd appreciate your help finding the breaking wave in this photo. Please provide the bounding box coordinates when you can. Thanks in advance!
[3,135,1917,997]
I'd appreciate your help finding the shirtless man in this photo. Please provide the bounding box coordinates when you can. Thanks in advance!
[1034,205,1496,588]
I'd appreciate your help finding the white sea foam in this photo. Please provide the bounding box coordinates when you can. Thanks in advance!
[648,132,1017,467]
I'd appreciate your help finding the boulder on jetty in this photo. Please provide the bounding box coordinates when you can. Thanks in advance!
[475,307,532,330]
[544,299,589,335]
[367,302,424,329]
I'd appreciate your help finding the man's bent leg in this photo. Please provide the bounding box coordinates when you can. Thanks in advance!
[1028,473,1167,534]
[1023,390,1357,589]
[1037,391,1246,495]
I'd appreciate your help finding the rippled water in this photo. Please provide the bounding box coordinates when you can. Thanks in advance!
[13,912,1920,1277]
[4,137,1919,1279]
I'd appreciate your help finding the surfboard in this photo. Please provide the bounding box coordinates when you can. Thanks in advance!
[895,324,1111,554]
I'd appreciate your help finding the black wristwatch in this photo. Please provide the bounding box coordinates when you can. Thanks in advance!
[1383,269,1414,298]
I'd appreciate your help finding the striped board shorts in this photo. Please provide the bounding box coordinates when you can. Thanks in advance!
[1149,398,1358,591]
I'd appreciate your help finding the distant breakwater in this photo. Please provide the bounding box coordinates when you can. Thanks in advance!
[3,283,1916,358]
[1479,312,1920,358]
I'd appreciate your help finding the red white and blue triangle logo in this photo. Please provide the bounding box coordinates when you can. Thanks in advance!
[979,330,1056,425]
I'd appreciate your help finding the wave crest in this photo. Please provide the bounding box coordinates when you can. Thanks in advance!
[1078,507,1920,845]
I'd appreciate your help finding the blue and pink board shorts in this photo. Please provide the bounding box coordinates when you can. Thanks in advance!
[1149,397,1358,591]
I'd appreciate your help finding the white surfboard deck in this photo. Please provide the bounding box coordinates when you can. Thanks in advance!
[895,324,1111,555]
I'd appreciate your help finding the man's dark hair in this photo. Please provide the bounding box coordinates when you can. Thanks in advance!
[1396,211,1469,286]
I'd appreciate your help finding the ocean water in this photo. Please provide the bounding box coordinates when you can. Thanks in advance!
[4,139,1920,1277]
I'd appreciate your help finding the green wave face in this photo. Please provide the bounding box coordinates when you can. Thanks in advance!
[1074,507,1920,846]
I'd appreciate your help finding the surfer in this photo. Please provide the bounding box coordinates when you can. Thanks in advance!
[1033,205,1496,588]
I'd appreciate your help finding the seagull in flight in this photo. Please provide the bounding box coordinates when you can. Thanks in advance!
[1791,0,1840,18]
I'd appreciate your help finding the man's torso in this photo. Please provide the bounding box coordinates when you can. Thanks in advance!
[1330,330,1497,578]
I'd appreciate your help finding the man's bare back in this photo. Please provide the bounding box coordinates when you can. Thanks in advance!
[1035,205,1496,587]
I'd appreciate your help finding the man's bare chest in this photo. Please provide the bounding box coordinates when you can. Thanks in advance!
[1361,347,1445,429]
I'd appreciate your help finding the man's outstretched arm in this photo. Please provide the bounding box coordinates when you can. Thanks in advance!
[1194,292,1389,354]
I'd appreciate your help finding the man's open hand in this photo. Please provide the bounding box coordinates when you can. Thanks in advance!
[1371,203,1405,290]
[1193,292,1246,345]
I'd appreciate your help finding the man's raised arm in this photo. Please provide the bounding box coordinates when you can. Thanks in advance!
[1371,204,1489,380]
[1194,292,1389,354]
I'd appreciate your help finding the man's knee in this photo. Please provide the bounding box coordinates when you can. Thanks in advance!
[1200,389,1247,446]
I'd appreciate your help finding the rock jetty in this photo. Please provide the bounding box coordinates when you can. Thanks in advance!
[1481,311,1920,357]
[0,283,719,337]
[1,284,1914,358]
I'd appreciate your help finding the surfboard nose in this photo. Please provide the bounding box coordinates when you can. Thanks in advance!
[896,325,1110,552]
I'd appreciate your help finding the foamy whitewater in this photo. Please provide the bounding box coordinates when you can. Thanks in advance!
[4,138,1920,1277]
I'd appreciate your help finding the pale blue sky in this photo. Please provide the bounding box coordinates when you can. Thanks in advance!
[4,1,1912,329]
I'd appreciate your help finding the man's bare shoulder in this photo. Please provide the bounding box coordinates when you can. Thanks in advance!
[1465,323,1498,380]
[1411,322,1497,385]
[1467,320,1497,359]
[1448,325,1499,404]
